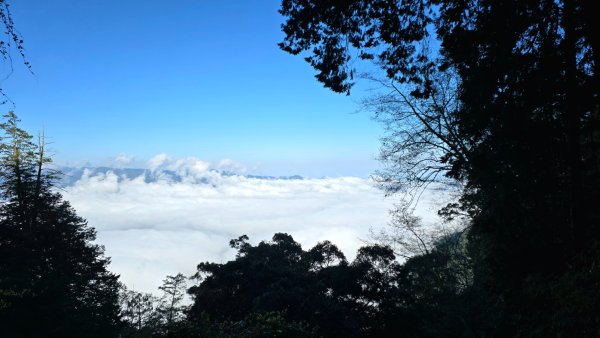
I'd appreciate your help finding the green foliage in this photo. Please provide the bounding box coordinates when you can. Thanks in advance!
[0,112,121,337]
[189,234,357,336]
[188,233,475,337]
[280,0,600,335]
[279,0,435,95]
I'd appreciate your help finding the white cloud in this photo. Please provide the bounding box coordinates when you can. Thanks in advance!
[114,153,134,166]
[164,157,212,179]
[61,156,447,295]
[217,158,246,173]
[147,153,170,170]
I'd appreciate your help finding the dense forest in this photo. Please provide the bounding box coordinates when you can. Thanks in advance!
[1,0,599,337]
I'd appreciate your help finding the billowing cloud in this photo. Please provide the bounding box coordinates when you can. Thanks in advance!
[147,153,170,170]
[61,156,446,295]
[114,153,135,166]
[217,158,246,173]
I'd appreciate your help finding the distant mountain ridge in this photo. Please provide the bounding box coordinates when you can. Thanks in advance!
[58,166,304,186]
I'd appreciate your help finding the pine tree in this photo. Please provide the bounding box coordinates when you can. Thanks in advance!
[157,273,188,333]
[0,112,122,337]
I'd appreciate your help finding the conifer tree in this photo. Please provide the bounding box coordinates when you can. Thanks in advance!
[0,112,121,337]
[157,273,188,332]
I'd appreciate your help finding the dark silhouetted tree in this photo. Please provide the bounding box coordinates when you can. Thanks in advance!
[186,232,483,337]
[157,273,189,336]
[119,286,162,337]
[187,233,476,337]
[189,234,365,336]
[0,112,121,337]
[280,1,600,335]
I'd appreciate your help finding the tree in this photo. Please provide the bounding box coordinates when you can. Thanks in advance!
[0,112,121,337]
[363,71,467,197]
[188,234,311,323]
[0,1,31,103]
[186,232,483,337]
[280,0,600,335]
[157,273,188,335]
[188,234,368,337]
[120,286,162,337]
[188,233,477,337]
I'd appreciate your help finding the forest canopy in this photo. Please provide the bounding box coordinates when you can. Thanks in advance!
[280,0,600,336]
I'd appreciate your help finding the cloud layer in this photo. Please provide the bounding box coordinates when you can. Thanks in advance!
[62,163,399,294]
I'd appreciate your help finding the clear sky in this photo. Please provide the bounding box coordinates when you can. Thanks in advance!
[3,0,383,177]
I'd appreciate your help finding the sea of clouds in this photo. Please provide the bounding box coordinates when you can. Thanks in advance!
[60,154,443,294]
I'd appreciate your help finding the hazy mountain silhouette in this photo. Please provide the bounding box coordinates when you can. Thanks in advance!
[59,166,304,186]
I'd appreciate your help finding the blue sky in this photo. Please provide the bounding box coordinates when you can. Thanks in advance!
[3,0,383,177]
